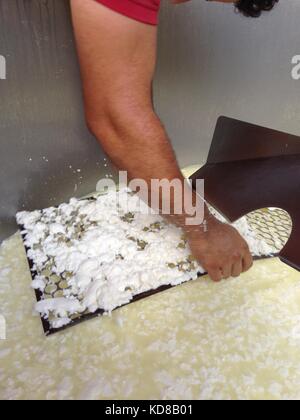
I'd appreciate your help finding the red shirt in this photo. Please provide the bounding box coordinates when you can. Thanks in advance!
[95,0,161,25]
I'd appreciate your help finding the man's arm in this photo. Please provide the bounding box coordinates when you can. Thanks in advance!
[71,0,253,281]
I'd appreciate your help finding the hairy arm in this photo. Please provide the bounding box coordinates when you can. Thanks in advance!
[71,0,253,281]
[71,0,188,208]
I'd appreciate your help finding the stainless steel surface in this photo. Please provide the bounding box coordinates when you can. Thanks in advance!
[155,0,300,166]
[0,0,300,242]
[0,0,112,242]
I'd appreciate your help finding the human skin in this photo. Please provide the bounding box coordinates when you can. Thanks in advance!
[70,0,252,282]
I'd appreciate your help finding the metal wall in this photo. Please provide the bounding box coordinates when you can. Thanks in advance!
[155,0,300,166]
[0,0,111,242]
[0,0,299,242]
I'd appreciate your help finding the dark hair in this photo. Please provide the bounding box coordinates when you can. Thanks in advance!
[236,0,279,18]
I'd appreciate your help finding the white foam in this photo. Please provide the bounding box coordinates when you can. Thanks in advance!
[17,188,272,328]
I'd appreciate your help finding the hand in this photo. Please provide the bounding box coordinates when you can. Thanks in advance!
[186,218,253,282]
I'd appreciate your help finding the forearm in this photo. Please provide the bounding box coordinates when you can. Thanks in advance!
[89,106,212,233]
[93,108,180,184]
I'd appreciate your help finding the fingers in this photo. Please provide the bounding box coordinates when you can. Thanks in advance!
[206,266,223,283]
[206,260,241,282]
[231,246,253,278]
[242,250,253,272]
[199,244,254,282]
[221,263,232,279]
[206,252,253,282]
[231,258,243,278]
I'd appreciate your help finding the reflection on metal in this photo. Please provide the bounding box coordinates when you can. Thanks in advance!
[191,117,300,271]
